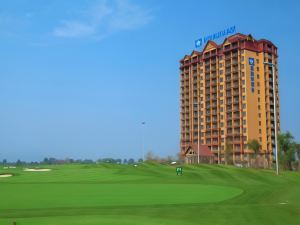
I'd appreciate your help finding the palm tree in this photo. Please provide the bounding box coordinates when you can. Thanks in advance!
[224,139,233,165]
[247,139,260,157]
[277,131,295,170]
[247,139,260,167]
[292,143,300,171]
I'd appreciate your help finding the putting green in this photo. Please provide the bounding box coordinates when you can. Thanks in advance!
[0,183,242,210]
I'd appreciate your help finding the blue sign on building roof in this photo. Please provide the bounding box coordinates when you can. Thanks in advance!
[195,26,236,48]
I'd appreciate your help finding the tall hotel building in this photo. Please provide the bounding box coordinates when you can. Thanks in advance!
[180,33,280,163]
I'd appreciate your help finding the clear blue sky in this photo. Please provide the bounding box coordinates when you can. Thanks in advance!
[0,0,299,162]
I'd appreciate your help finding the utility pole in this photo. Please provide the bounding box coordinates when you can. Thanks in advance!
[141,122,146,161]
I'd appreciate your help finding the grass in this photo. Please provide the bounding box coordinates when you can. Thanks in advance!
[0,163,299,225]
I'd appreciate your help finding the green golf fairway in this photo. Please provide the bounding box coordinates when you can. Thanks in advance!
[0,184,242,209]
[0,163,299,225]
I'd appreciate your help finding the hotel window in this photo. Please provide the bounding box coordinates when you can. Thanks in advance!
[220,85,223,90]
[242,72,245,77]
[220,63,223,68]
[258,97,260,102]
[242,111,246,116]
[241,56,244,62]
[259,129,261,134]
[219,77,223,82]
[242,95,246,100]
[258,113,261,118]
[220,107,224,112]
[257,67,259,71]
[259,121,261,126]
[257,74,260,79]
[241,64,245,69]
[256,59,259,64]
[256,53,259,56]
[257,82,260,87]
[242,88,245,93]
[242,104,246,109]
[242,80,245,85]
[243,120,246,125]
[243,128,247,133]
[220,70,223,75]
[257,90,260,94]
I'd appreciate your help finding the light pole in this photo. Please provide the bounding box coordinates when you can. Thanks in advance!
[264,62,279,175]
[193,102,200,164]
[141,122,146,162]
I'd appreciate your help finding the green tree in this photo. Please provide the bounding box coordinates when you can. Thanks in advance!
[224,139,233,165]
[293,143,300,171]
[294,143,300,171]
[277,131,296,170]
[247,139,260,157]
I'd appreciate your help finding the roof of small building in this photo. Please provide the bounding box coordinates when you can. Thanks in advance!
[183,144,214,157]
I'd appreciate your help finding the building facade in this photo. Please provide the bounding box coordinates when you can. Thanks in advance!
[179,33,280,164]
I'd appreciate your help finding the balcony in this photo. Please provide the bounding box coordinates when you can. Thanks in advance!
[211,89,217,94]
[211,73,217,79]
[232,60,238,65]
[232,68,239,73]
[225,54,231,60]
[233,106,240,112]
[226,85,232,90]
[233,75,239,81]
[233,123,240,127]
[233,98,239,103]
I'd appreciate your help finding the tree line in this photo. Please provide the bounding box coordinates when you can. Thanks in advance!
[224,131,300,171]
[0,157,144,166]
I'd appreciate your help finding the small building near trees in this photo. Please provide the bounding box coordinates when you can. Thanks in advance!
[183,144,214,164]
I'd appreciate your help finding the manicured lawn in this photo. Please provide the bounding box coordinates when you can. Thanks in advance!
[0,163,299,225]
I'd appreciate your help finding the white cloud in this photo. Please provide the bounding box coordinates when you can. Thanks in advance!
[53,21,95,38]
[53,0,153,39]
